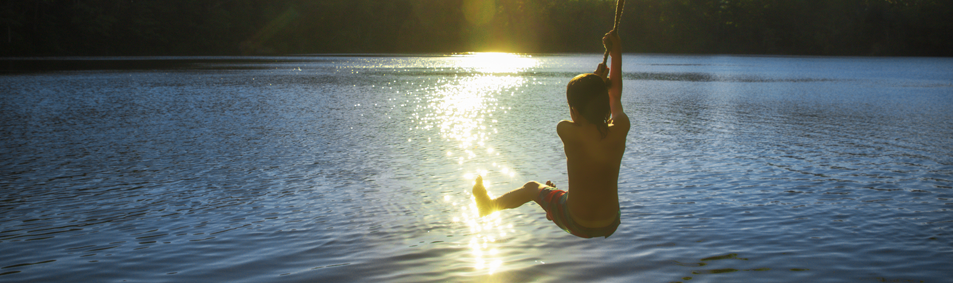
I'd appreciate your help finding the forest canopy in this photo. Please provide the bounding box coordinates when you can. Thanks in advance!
[1,0,951,56]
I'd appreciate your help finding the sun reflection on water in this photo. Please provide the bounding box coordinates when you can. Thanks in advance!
[423,52,537,273]
[451,52,539,74]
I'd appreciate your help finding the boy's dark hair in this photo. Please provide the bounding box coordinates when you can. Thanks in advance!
[567,73,612,139]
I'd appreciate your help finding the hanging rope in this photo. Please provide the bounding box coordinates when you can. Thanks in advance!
[601,0,625,65]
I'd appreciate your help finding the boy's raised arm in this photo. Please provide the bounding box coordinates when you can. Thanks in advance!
[604,31,626,123]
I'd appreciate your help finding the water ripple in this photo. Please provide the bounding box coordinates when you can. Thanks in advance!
[1,55,952,282]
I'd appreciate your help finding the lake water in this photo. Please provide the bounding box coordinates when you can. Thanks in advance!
[1,54,952,282]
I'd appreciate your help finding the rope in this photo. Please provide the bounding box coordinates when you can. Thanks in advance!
[601,0,625,65]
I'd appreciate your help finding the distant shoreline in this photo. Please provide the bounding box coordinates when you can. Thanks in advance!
[3,52,952,60]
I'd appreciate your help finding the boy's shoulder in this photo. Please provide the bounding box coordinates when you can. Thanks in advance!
[557,120,575,128]
[608,113,631,142]
[611,112,631,132]
[556,120,575,135]
[557,120,584,143]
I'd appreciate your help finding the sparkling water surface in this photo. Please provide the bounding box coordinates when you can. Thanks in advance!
[1,54,952,282]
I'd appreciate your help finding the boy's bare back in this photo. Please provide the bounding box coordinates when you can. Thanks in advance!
[557,115,628,227]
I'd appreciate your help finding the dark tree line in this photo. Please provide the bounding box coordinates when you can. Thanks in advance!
[1,0,951,56]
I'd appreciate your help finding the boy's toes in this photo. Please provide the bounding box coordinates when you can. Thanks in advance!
[473,175,485,193]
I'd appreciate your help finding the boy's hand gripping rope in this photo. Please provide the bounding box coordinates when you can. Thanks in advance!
[602,0,625,66]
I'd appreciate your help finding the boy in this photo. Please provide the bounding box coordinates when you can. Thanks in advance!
[472,31,629,238]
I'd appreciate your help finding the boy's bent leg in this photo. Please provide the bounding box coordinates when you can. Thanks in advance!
[472,176,542,217]
[494,181,544,210]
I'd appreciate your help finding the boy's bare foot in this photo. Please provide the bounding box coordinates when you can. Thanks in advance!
[546,180,556,188]
[472,176,494,216]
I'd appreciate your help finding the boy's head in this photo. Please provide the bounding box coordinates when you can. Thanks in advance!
[567,73,612,138]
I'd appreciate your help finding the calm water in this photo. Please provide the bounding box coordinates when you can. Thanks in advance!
[1,54,952,282]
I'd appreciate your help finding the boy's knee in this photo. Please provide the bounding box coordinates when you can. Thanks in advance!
[523,181,543,190]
